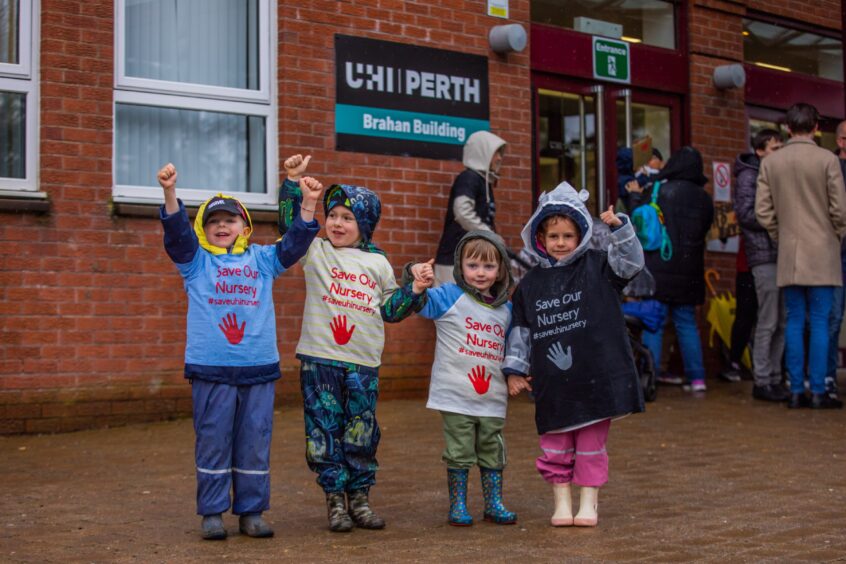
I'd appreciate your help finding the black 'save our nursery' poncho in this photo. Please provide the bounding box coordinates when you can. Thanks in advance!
[503,182,646,434]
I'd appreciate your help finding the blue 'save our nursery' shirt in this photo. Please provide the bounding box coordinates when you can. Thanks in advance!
[161,199,318,385]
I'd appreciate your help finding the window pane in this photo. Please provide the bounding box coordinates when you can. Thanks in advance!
[115,104,266,193]
[0,0,20,64]
[538,89,599,215]
[744,19,843,82]
[125,0,259,90]
[0,90,25,178]
[749,117,837,151]
[615,101,670,160]
[532,0,675,50]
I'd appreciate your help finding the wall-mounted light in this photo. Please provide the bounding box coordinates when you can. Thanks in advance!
[489,24,527,54]
[712,63,746,90]
[620,36,642,43]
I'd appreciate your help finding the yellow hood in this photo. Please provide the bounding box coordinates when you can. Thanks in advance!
[194,193,254,255]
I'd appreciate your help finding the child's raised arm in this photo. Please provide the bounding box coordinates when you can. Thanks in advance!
[279,154,316,236]
[601,205,644,281]
[299,176,323,223]
[157,163,179,215]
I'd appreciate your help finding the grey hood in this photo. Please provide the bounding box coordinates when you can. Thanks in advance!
[453,230,514,308]
[521,181,594,268]
[463,130,506,183]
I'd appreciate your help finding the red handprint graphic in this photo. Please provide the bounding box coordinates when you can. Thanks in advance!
[330,314,356,345]
[467,365,491,395]
[218,313,245,345]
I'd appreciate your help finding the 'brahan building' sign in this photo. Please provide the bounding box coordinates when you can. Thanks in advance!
[335,35,490,160]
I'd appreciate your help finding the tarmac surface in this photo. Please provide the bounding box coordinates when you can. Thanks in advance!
[2,380,846,563]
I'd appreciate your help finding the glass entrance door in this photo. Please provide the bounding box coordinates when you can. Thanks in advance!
[538,88,599,215]
[534,76,681,216]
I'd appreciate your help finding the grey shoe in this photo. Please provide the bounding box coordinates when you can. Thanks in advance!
[326,492,354,532]
[239,513,274,538]
[347,489,386,529]
[201,514,227,540]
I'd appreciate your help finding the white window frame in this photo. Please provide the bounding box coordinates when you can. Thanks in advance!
[0,0,40,196]
[112,0,278,209]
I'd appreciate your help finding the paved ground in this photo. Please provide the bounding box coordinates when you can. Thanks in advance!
[2,380,846,563]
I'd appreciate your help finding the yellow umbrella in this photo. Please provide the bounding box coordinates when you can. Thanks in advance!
[704,269,752,369]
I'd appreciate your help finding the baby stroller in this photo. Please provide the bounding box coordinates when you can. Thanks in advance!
[621,300,659,403]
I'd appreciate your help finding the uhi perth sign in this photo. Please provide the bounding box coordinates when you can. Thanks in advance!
[335,34,490,160]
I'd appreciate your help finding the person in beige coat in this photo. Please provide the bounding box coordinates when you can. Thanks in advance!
[755,103,846,409]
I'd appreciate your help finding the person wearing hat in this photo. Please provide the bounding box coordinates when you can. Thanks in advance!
[157,162,323,540]
[278,154,430,533]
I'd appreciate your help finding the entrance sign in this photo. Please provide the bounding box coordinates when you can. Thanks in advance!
[335,35,490,160]
[592,37,630,84]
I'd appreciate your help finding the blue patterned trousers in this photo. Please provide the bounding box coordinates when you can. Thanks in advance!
[300,358,380,493]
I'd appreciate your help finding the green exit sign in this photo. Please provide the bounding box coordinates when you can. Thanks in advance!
[592,37,630,83]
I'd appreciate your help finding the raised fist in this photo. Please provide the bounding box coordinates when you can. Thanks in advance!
[157,163,177,191]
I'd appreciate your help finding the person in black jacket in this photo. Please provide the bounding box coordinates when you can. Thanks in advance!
[733,129,786,402]
[639,147,714,393]
[435,131,506,285]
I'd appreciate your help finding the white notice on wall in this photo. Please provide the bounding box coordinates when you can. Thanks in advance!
[712,161,731,202]
[488,0,508,18]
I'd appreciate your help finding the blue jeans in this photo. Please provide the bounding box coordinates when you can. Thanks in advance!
[642,303,706,383]
[826,285,845,390]
[783,286,835,394]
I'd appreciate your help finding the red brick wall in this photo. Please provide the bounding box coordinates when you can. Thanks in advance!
[687,0,751,372]
[275,1,533,397]
[1,0,532,433]
[4,0,840,433]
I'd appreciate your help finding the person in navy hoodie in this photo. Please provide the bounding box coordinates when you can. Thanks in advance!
[157,162,322,540]
[503,182,645,528]
[409,231,516,526]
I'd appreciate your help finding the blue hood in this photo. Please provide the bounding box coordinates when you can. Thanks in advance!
[323,184,384,254]
[521,181,593,267]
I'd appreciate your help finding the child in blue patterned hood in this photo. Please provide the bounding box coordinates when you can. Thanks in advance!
[157,163,323,541]
[503,181,645,528]
[279,154,431,533]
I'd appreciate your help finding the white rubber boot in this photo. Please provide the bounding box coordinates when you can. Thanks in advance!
[574,486,598,527]
[550,483,573,527]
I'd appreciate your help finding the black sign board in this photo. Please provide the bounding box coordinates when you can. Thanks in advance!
[335,34,490,160]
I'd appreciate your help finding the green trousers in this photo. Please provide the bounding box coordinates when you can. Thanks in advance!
[440,411,506,470]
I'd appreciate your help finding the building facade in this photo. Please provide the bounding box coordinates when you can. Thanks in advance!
[1,0,843,433]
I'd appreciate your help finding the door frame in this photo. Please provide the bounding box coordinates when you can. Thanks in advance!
[532,72,685,208]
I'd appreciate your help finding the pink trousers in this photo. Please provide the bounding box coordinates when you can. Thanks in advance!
[536,419,611,487]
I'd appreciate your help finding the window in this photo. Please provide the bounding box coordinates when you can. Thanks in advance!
[114,0,276,206]
[0,0,38,193]
[749,116,838,152]
[532,0,676,50]
[743,19,843,82]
